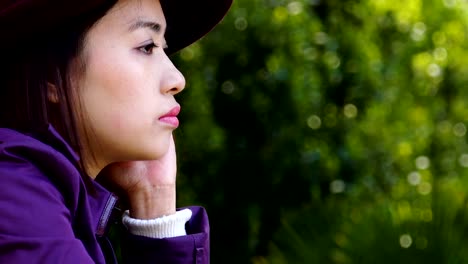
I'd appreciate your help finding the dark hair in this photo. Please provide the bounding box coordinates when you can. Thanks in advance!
[0,0,117,176]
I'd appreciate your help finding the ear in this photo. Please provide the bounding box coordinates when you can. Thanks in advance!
[47,82,59,103]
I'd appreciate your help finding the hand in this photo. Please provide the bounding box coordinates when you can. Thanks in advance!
[97,135,177,219]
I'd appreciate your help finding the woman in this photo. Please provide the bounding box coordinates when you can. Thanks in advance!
[0,0,232,263]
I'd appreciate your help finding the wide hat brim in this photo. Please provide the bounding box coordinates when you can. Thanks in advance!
[162,0,233,54]
[0,0,233,54]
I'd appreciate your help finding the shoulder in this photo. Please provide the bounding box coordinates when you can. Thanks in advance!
[0,127,74,165]
[0,128,104,263]
[0,127,83,204]
[0,129,78,234]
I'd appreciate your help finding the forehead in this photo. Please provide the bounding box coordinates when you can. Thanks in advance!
[100,0,166,31]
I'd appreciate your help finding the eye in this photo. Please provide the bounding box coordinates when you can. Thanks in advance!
[138,42,159,55]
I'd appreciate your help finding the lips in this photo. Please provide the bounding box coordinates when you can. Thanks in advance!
[159,105,180,127]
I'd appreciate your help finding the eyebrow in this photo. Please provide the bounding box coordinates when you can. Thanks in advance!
[128,20,163,34]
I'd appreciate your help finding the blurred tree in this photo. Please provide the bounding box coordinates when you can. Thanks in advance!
[172,0,468,263]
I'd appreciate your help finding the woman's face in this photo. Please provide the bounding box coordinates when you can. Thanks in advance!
[75,0,185,175]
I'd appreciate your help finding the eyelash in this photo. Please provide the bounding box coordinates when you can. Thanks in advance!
[138,42,159,55]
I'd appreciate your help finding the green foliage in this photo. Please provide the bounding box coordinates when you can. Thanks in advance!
[173,0,468,263]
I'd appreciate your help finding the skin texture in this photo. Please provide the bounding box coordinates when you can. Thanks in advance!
[73,0,185,219]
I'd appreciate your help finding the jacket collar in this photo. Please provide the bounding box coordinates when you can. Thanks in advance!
[29,123,81,167]
[29,124,120,237]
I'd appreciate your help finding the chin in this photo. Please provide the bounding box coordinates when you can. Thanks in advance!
[129,149,163,161]
[136,143,169,160]
[124,133,171,160]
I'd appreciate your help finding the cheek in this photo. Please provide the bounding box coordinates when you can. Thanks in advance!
[84,57,141,108]
[80,45,160,133]
[110,114,125,130]
[100,63,152,104]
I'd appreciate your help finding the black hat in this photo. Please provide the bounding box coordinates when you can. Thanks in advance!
[0,0,233,54]
[162,0,233,54]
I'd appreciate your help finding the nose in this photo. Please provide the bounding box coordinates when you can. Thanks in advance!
[161,54,186,95]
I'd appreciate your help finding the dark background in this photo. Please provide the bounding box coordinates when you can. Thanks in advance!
[173,0,468,263]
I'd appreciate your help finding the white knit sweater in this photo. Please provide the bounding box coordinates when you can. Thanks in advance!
[122,208,192,238]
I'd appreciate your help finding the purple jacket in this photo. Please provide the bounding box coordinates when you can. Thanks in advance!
[0,125,210,264]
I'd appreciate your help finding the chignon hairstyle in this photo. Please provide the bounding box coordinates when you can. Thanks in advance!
[0,0,117,176]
